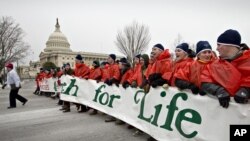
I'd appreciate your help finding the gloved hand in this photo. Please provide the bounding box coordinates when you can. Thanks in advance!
[175,78,191,90]
[110,78,119,87]
[148,73,162,83]
[199,90,206,96]
[131,81,137,88]
[2,84,6,89]
[216,87,230,108]
[234,87,249,103]
[104,79,111,85]
[115,83,119,87]
[151,78,167,88]
[122,81,130,89]
[189,84,199,94]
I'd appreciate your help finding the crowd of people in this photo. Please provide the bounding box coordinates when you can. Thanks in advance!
[33,29,250,141]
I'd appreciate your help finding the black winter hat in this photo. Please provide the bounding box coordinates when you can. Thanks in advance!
[217,29,241,47]
[119,57,128,64]
[196,41,212,55]
[153,44,164,51]
[75,54,83,60]
[93,60,100,67]
[176,43,189,53]
[109,54,116,61]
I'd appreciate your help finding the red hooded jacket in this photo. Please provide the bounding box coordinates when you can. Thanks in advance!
[89,67,102,80]
[147,49,172,82]
[128,63,142,84]
[74,63,90,78]
[171,58,194,86]
[201,50,250,96]
[107,63,120,81]
[120,69,134,84]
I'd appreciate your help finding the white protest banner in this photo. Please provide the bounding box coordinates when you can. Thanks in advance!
[39,78,60,92]
[60,75,250,141]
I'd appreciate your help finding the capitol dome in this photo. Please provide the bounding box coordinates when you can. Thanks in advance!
[44,19,72,52]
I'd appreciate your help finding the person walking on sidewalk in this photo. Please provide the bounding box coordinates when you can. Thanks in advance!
[1,63,28,109]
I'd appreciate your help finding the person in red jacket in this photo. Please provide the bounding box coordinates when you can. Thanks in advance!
[74,54,90,79]
[88,60,102,115]
[125,54,150,89]
[170,43,194,86]
[175,41,215,95]
[42,68,53,97]
[104,54,121,122]
[145,52,155,81]
[201,29,250,108]
[125,54,141,88]
[56,66,64,78]
[115,57,133,125]
[53,65,65,104]
[89,60,102,81]
[100,62,109,82]
[73,54,90,113]
[37,68,46,96]
[33,68,44,95]
[104,54,120,87]
[147,44,172,88]
[119,58,133,88]
[44,69,52,79]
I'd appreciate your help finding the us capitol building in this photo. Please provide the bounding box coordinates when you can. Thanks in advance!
[39,18,109,68]
[19,19,118,78]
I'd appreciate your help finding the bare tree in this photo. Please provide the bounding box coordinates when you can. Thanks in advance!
[115,21,151,65]
[0,16,30,73]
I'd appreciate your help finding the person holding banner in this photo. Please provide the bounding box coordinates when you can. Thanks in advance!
[105,53,121,122]
[60,63,74,112]
[74,54,90,113]
[124,54,141,88]
[147,44,172,88]
[201,29,250,108]
[53,65,65,105]
[2,63,28,109]
[170,43,194,86]
[146,44,172,141]
[89,60,102,81]
[88,60,102,115]
[125,54,149,89]
[175,41,216,95]
[104,54,120,87]
[119,57,133,89]
[116,57,133,124]
[99,61,109,83]
[33,68,45,95]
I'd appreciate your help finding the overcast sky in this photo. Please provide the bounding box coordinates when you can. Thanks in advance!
[1,0,250,62]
